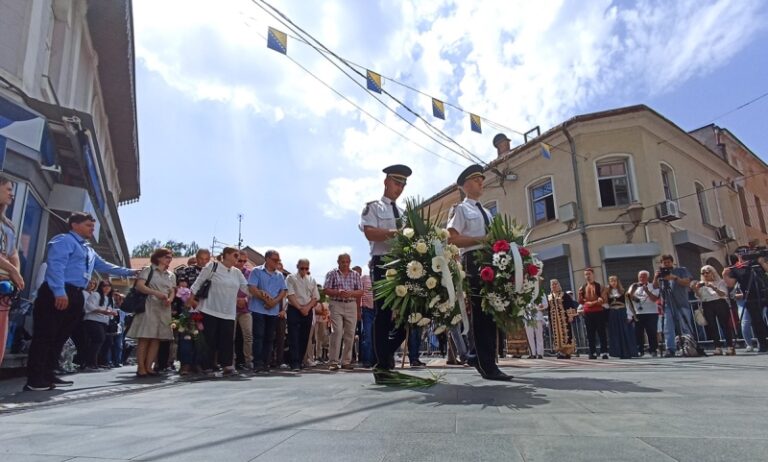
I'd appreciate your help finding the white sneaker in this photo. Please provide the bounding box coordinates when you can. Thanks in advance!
[279,363,290,369]
[745,346,754,352]
[304,359,317,367]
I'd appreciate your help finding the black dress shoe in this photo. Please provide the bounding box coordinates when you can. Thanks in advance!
[373,368,394,385]
[481,370,513,381]
[51,377,74,387]
[410,359,426,368]
[466,355,478,367]
[24,383,54,391]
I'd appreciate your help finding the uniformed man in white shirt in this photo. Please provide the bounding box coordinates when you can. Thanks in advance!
[360,164,411,382]
[447,164,512,381]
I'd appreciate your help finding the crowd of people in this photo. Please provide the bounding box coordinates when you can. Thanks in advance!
[3,164,766,391]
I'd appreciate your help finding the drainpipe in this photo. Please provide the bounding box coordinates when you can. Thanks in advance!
[563,125,591,268]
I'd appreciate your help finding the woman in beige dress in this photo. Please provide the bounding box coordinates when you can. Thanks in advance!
[127,247,176,377]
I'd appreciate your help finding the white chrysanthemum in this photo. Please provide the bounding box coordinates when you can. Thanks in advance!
[429,295,441,308]
[385,268,397,280]
[451,314,462,325]
[434,325,446,335]
[438,302,450,313]
[408,312,423,324]
[402,228,415,239]
[425,277,438,289]
[406,261,424,279]
[415,241,429,254]
[395,285,408,297]
[417,317,431,327]
[437,228,450,240]
[431,257,444,272]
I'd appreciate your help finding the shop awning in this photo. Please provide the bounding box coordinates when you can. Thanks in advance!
[0,95,56,166]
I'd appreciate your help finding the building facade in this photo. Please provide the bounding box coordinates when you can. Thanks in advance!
[0,0,138,365]
[425,105,753,291]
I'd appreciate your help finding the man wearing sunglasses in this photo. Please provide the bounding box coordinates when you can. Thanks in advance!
[286,259,319,371]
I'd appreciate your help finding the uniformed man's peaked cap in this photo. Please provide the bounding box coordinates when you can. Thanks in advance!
[457,164,485,186]
[383,164,412,185]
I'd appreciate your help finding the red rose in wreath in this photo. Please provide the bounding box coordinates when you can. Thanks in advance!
[518,247,530,257]
[526,263,539,277]
[492,240,511,253]
[480,266,495,282]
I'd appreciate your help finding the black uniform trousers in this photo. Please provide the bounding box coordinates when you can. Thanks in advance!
[463,251,501,376]
[371,256,407,370]
[27,283,85,386]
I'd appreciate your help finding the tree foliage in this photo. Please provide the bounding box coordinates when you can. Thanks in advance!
[131,239,201,258]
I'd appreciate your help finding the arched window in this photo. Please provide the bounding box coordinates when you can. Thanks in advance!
[695,182,711,225]
[528,177,556,225]
[595,155,636,207]
[660,163,678,204]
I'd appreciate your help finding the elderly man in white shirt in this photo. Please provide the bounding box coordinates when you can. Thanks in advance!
[628,270,661,357]
[286,259,320,371]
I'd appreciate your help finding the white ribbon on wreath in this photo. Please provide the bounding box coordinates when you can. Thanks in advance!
[433,242,470,335]
[509,242,540,303]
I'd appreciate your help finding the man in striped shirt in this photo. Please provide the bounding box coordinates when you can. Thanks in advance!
[324,253,363,371]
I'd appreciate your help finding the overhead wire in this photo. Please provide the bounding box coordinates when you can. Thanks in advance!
[248,25,463,167]
[251,0,488,166]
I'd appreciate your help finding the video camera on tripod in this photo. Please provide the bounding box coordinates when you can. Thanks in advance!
[735,246,768,264]
[729,246,768,300]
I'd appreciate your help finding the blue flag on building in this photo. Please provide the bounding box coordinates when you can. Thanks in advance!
[470,114,482,133]
[267,27,287,54]
[432,98,445,120]
[540,142,552,159]
[366,70,382,93]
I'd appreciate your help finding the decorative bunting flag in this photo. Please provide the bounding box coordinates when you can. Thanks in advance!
[470,114,482,133]
[540,142,552,159]
[432,98,445,120]
[267,27,287,54]
[366,70,382,93]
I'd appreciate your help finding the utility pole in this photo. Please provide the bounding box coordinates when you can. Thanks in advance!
[237,213,244,249]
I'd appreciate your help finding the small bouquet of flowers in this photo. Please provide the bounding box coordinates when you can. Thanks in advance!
[374,198,465,335]
[171,310,204,340]
[477,215,544,329]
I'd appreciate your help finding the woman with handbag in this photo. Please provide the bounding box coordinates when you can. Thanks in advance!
[127,248,176,376]
[190,247,249,376]
[602,275,638,359]
[693,265,735,355]
[0,175,24,368]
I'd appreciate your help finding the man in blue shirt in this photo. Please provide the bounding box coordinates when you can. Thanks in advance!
[248,249,287,373]
[25,212,137,391]
[653,254,693,357]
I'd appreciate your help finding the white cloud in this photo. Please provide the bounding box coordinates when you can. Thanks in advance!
[133,0,765,225]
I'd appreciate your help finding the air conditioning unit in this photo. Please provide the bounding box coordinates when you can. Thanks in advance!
[716,225,736,242]
[656,200,681,221]
[558,202,576,223]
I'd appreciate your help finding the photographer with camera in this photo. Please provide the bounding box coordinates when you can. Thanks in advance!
[653,254,694,357]
[629,270,660,357]
[722,246,768,353]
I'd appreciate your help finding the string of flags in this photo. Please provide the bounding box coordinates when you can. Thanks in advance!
[265,25,556,158]
[266,25,487,135]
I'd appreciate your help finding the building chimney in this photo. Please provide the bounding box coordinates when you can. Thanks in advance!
[492,133,511,157]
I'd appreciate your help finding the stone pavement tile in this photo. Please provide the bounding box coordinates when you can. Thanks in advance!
[0,421,209,459]
[456,412,564,436]
[354,410,456,433]
[510,435,677,462]
[0,405,158,427]
[662,414,768,439]
[0,454,71,462]
[640,437,768,462]
[543,412,679,437]
[132,426,299,462]
[253,430,525,462]
[267,406,374,431]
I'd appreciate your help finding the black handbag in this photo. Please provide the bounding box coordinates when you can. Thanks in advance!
[194,263,218,300]
[121,267,154,314]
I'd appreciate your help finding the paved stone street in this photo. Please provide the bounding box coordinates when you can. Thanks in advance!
[1,354,767,461]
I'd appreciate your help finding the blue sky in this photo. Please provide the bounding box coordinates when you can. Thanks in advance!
[120,0,768,276]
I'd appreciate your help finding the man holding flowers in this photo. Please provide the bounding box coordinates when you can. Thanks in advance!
[447,164,513,381]
[360,164,411,382]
